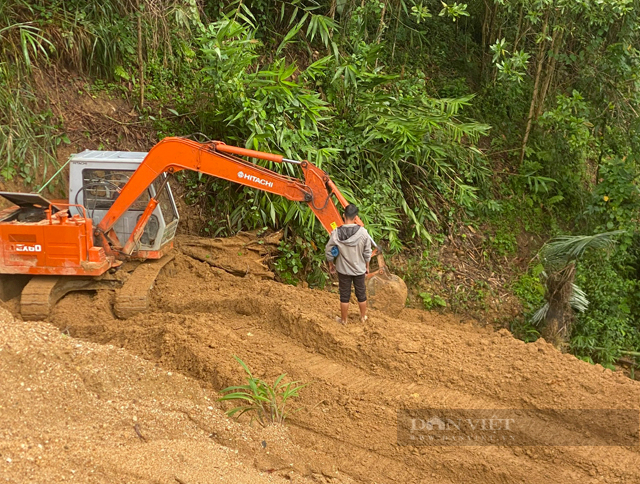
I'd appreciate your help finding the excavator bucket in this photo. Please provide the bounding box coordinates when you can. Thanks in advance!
[365,253,407,317]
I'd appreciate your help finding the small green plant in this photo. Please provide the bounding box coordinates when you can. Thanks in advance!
[274,239,305,286]
[218,356,308,426]
[510,318,540,343]
[487,228,517,257]
[439,2,470,22]
[419,292,447,310]
[273,237,328,288]
[411,2,433,23]
[512,267,546,315]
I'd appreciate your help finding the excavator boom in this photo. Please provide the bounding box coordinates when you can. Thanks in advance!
[96,137,345,255]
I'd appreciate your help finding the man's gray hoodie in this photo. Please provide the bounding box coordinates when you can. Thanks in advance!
[325,224,372,276]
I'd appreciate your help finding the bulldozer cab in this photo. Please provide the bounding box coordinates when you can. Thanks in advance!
[68,151,179,252]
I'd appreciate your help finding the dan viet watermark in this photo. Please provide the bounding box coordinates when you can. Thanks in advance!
[397,409,639,446]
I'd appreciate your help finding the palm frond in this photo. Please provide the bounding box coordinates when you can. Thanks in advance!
[531,302,549,326]
[541,230,624,268]
[569,283,589,313]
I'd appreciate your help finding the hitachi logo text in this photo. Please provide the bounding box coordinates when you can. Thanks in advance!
[237,171,274,188]
[15,244,42,253]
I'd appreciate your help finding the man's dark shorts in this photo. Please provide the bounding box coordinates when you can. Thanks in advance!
[338,272,367,303]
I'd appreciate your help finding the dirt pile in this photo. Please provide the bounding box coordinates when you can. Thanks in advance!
[3,234,640,483]
[175,232,282,279]
[0,307,318,483]
[27,235,638,484]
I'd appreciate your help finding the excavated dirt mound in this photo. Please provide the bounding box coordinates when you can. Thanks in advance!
[175,232,282,279]
[3,234,640,483]
[0,307,318,483]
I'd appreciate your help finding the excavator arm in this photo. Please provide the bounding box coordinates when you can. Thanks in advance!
[95,137,349,256]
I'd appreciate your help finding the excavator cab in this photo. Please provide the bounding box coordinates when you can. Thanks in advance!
[68,150,179,253]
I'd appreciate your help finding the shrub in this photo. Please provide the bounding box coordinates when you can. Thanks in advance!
[419,292,447,310]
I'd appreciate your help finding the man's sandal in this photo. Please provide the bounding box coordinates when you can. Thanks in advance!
[360,315,368,323]
[335,316,347,325]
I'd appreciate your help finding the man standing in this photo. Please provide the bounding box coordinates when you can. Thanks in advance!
[325,204,372,324]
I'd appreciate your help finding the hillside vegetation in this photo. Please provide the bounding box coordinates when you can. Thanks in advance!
[1,0,640,367]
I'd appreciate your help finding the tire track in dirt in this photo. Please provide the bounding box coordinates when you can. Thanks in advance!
[45,252,640,484]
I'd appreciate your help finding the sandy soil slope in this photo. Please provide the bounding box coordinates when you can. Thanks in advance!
[2,234,640,483]
[0,308,317,483]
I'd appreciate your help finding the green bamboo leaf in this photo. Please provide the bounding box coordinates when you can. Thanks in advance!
[233,355,253,377]
[273,373,287,389]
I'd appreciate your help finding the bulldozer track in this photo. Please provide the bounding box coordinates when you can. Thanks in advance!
[114,253,175,319]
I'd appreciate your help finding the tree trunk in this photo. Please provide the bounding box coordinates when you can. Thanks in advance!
[512,3,525,52]
[137,5,144,109]
[390,0,402,63]
[595,112,609,184]
[543,263,576,347]
[520,10,550,164]
[376,1,387,43]
[329,0,337,19]
[536,28,563,120]
[480,0,493,80]
[374,2,387,67]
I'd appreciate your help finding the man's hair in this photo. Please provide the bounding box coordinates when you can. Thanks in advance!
[344,203,359,220]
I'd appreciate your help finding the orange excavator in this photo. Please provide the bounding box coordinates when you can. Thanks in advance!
[0,137,406,320]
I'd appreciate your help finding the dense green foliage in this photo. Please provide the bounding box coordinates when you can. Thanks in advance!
[2,0,640,366]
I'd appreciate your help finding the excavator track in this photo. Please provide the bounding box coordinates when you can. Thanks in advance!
[19,277,58,321]
[20,276,116,321]
[114,253,175,319]
[0,274,29,303]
